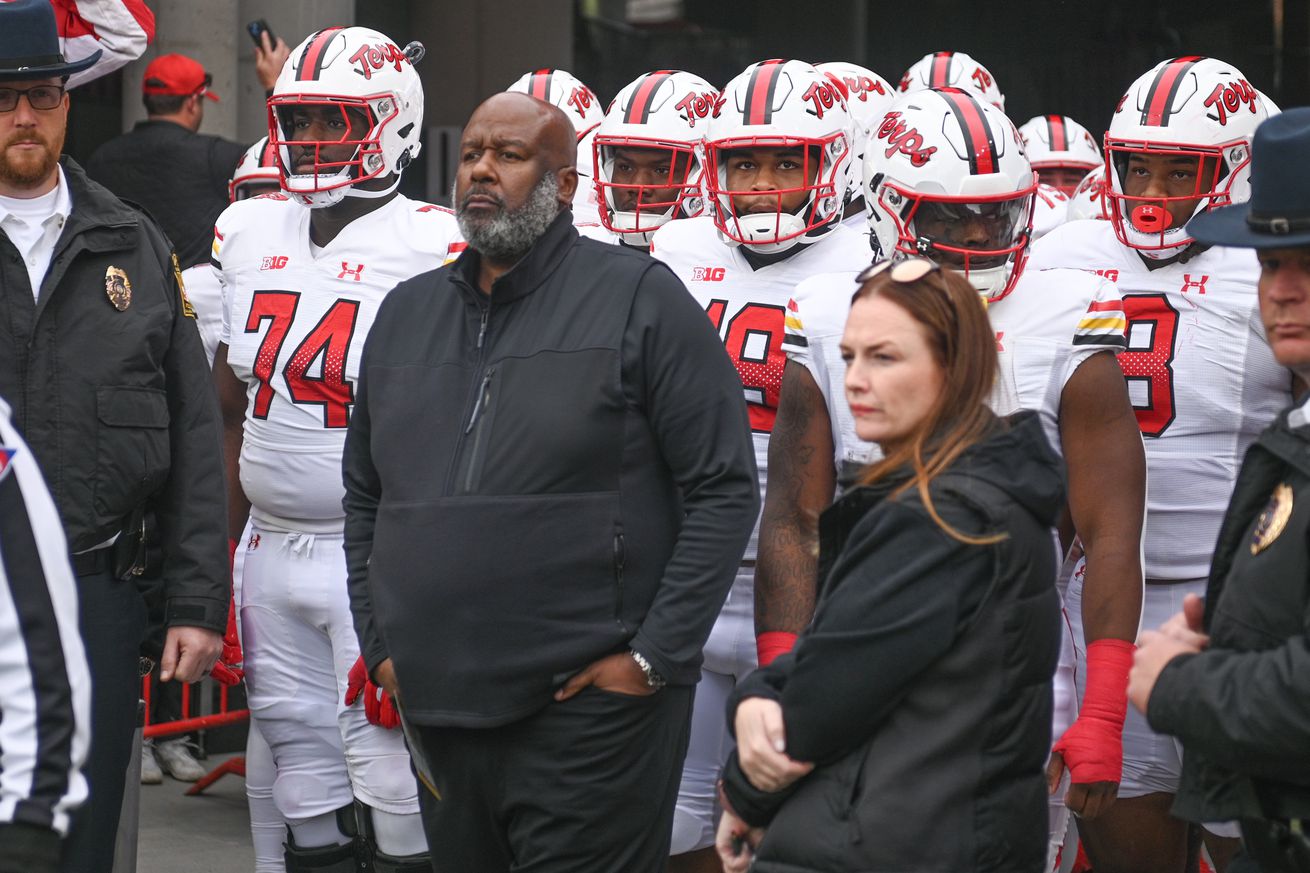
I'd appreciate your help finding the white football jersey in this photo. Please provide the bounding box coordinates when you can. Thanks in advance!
[180,262,222,368]
[785,266,1128,472]
[215,193,463,532]
[1028,219,1290,579]
[651,216,873,559]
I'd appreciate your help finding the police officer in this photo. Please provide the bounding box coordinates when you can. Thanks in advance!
[0,2,228,868]
[1130,108,1310,873]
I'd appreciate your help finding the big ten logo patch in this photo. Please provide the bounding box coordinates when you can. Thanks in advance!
[260,256,289,271]
[801,80,844,119]
[876,112,937,167]
[691,266,726,282]
[349,42,409,80]
[674,90,719,129]
[1203,78,1258,126]
[1093,268,1120,283]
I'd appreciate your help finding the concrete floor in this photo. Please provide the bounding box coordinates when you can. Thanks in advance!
[136,752,255,872]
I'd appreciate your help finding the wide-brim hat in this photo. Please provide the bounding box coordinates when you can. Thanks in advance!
[0,0,101,82]
[1189,107,1310,249]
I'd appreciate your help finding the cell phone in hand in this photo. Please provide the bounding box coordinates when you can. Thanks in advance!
[246,19,276,49]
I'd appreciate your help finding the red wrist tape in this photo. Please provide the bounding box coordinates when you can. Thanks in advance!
[757,631,798,667]
[1053,638,1134,784]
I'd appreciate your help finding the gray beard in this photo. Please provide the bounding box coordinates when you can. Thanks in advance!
[454,173,560,263]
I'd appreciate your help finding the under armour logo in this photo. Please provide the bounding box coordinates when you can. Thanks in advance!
[338,262,365,282]
[1181,273,1209,294]
[995,330,1005,352]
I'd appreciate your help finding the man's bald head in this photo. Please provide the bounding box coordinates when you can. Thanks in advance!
[468,92,577,172]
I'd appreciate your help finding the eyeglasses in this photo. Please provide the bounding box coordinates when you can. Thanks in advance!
[856,257,941,284]
[0,85,65,113]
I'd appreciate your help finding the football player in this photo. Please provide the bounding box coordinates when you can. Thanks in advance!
[586,69,717,249]
[754,87,1147,871]
[1026,56,1289,873]
[649,58,873,873]
[211,27,461,872]
[1066,165,1110,222]
[1019,114,1104,195]
[507,68,604,223]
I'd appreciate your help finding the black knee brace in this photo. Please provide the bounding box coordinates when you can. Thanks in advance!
[283,806,364,873]
[354,799,431,873]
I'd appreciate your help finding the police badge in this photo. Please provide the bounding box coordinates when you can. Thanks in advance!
[105,266,131,311]
[1250,483,1293,555]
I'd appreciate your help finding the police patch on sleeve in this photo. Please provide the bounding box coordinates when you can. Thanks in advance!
[1250,482,1293,555]
[172,253,196,319]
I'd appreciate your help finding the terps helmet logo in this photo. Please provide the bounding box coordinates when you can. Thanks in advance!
[566,86,597,118]
[673,91,718,129]
[801,81,843,119]
[348,42,409,80]
[970,67,993,92]
[842,75,887,102]
[876,112,937,167]
[1202,78,1259,126]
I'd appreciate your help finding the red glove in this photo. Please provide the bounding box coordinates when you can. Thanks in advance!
[1052,638,1134,784]
[210,540,244,687]
[756,631,798,667]
[345,656,400,730]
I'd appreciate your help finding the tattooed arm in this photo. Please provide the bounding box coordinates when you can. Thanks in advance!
[754,360,838,663]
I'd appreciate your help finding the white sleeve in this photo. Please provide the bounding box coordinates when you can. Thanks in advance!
[0,405,90,836]
[56,0,155,89]
[1063,276,1128,386]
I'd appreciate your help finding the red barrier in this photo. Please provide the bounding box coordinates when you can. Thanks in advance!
[141,671,248,792]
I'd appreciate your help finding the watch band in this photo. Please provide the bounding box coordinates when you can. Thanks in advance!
[629,649,666,690]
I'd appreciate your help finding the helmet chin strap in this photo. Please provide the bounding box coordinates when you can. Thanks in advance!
[344,173,402,199]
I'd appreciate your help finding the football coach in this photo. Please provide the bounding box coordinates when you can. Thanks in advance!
[343,91,759,872]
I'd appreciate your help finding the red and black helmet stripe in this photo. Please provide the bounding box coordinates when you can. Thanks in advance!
[929,52,956,88]
[1140,56,1205,127]
[259,139,278,167]
[624,70,674,124]
[1045,115,1068,151]
[939,88,997,175]
[744,59,785,125]
[528,69,554,101]
[296,27,344,82]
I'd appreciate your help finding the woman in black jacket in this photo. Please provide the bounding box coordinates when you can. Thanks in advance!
[716,259,1065,873]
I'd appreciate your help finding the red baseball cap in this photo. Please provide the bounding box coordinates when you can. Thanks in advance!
[142,53,219,101]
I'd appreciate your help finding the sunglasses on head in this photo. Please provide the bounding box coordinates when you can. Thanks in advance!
[856,257,941,285]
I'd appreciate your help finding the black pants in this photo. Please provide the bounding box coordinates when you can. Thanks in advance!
[60,567,146,873]
[414,685,693,873]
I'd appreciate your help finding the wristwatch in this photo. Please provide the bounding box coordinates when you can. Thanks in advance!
[629,649,666,690]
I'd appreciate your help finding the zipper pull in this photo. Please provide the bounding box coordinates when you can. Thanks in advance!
[476,306,489,349]
[464,367,494,434]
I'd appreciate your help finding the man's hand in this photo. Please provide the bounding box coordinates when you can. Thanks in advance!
[1129,629,1202,715]
[715,807,764,873]
[371,657,400,700]
[254,31,291,92]
[554,651,653,701]
[160,626,222,683]
[1045,752,1118,820]
[1157,593,1210,649]
[346,656,400,729]
[734,697,814,792]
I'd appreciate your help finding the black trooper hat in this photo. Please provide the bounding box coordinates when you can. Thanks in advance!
[0,0,100,82]
[1189,108,1310,249]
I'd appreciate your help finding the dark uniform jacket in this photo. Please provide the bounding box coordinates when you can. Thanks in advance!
[721,412,1063,873]
[343,211,760,728]
[85,119,245,270]
[0,158,228,632]
[1149,405,1310,830]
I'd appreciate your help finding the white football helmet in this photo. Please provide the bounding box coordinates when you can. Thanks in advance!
[591,70,717,244]
[507,68,604,182]
[897,51,1005,111]
[1031,183,1071,240]
[864,88,1036,300]
[228,137,281,202]
[269,27,424,208]
[1018,114,1102,194]
[1065,165,1109,221]
[705,59,854,253]
[816,61,896,182]
[1104,56,1270,258]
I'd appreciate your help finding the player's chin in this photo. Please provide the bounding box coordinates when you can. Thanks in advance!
[1269,331,1310,371]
